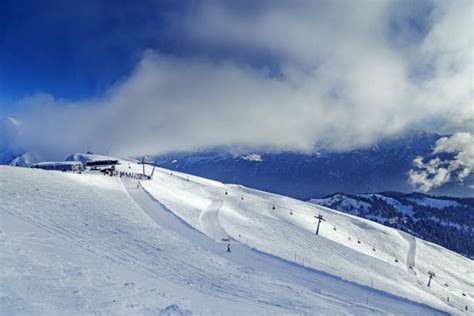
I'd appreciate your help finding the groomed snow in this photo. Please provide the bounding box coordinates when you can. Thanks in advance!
[1,158,472,315]
[139,165,472,315]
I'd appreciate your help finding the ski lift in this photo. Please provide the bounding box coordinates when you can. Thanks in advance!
[427,271,435,287]
[314,214,325,235]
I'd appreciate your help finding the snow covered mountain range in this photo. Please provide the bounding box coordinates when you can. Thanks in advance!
[153,133,472,198]
[1,154,472,314]
[2,117,471,197]
[310,192,474,259]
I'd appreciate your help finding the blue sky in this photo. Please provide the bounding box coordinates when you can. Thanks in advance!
[0,0,189,104]
[0,0,433,106]
[0,0,288,107]
[0,0,472,159]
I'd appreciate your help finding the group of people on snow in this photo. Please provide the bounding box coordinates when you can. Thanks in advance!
[101,169,149,180]
[119,171,149,180]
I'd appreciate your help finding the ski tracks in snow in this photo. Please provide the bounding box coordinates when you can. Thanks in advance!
[397,231,417,269]
[199,199,229,242]
[123,179,445,316]
[406,237,417,269]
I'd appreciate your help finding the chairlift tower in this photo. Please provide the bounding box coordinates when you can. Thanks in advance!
[139,157,156,179]
[150,162,157,179]
[427,271,436,287]
[314,214,325,235]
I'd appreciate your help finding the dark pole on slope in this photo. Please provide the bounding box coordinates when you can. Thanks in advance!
[427,271,435,287]
[142,157,145,177]
[314,214,325,235]
[150,162,156,179]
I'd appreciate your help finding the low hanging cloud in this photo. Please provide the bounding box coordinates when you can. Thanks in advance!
[409,133,474,192]
[9,0,474,159]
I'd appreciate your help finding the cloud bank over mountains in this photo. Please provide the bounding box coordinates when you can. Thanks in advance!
[8,0,473,165]
[409,133,474,192]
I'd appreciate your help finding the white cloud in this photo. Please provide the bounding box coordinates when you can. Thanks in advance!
[409,133,474,192]
[10,0,474,158]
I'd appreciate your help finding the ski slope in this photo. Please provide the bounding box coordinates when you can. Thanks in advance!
[1,157,472,314]
[134,162,473,315]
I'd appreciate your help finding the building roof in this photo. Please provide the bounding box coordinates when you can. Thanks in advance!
[32,161,83,167]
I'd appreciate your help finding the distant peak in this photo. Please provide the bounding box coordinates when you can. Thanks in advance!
[241,153,263,162]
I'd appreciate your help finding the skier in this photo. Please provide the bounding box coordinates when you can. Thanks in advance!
[227,243,231,253]
[137,181,140,189]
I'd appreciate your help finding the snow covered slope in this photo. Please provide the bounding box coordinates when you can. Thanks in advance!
[137,165,473,315]
[1,160,472,314]
[310,193,474,259]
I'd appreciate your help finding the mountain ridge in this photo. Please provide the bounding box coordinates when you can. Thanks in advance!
[310,191,474,259]
[154,132,473,198]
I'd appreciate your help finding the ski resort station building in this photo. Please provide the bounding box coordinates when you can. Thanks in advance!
[85,159,120,175]
[85,159,119,169]
[30,161,84,172]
